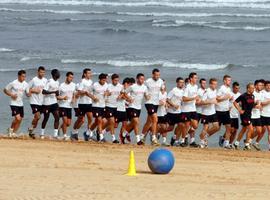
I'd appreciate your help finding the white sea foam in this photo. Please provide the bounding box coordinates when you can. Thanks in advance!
[0,48,14,52]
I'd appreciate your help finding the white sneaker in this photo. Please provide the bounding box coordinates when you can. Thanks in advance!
[12,133,18,138]
[63,135,70,141]
[7,128,13,137]
[40,134,45,139]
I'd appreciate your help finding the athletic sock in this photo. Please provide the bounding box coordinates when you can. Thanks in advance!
[63,134,67,138]
[200,139,205,145]
[88,129,93,137]
[9,128,14,134]
[136,135,141,142]
[112,134,116,141]
[190,137,195,143]
[224,140,229,147]
[180,138,185,143]
[73,129,78,134]
[162,137,167,143]
[53,129,58,137]
[41,129,45,136]
[152,135,157,141]
[140,133,145,140]
[100,133,104,140]
[122,131,127,137]
[234,141,240,146]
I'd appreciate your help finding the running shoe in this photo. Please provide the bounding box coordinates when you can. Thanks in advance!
[100,138,106,143]
[252,143,261,151]
[190,142,199,148]
[219,136,224,147]
[70,133,79,141]
[243,144,251,151]
[233,143,239,150]
[119,133,125,144]
[83,131,90,141]
[126,134,131,143]
[161,142,170,147]
[151,138,160,146]
[28,128,35,139]
[170,137,176,146]
[184,137,189,146]
[113,140,120,144]
[180,142,188,147]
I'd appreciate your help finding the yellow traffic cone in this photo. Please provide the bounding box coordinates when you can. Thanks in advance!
[126,150,137,176]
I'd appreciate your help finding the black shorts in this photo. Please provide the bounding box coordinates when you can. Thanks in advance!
[10,106,24,118]
[167,113,183,126]
[92,107,105,118]
[30,104,42,114]
[251,118,262,127]
[197,113,202,122]
[127,108,141,120]
[78,104,92,116]
[59,107,72,119]
[158,115,167,124]
[181,112,198,122]
[115,111,127,123]
[42,103,59,114]
[216,111,231,125]
[240,114,252,127]
[261,116,270,126]
[230,118,239,129]
[74,108,80,117]
[105,107,117,118]
[145,104,158,115]
[201,114,218,124]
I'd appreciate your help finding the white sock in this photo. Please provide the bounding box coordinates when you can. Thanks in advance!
[41,129,45,136]
[152,135,156,141]
[162,137,166,143]
[73,129,78,134]
[200,139,205,145]
[9,128,14,134]
[63,134,67,138]
[112,134,116,141]
[190,137,195,143]
[100,133,104,140]
[235,141,240,146]
[54,129,58,137]
[89,130,93,137]
[224,140,229,147]
[136,135,141,142]
[181,138,185,143]
[122,131,127,137]
[140,134,145,140]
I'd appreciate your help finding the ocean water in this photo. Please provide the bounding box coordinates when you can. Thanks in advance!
[0,0,270,148]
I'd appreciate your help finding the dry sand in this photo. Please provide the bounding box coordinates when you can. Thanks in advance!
[0,138,270,200]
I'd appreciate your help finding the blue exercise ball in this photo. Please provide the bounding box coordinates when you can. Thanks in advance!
[148,148,175,174]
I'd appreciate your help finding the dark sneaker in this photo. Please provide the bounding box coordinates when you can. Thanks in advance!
[137,140,144,145]
[70,133,79,141]
[28,128,35,139]
[83,131,90,141]
[126,134,131,143]
[100,138,106,143]
[119,133,125,144]
[157,134,161,140]
[233,143,239,150]
[180,142,188,147]
[184,137,189,146]
[170,137,176,146]
[219,136,224,147]
[96,131,100,142]
[224,145,232,150]
[243,145,251,151]
[190,142,199,148]
[113,140,120,144]
[252,143,261,151]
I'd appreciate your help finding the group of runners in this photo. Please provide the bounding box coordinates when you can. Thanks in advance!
[3,66,270,151]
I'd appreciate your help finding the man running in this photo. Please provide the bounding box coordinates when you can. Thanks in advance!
[196,78,207,122]
[41,69,60,139]
[104,74,123,143]
[4,70,29,137]
[141,68,164,145]
[58,72,76,140]
[199,78,219,148]
[27,66,47,139]
[166,77,185,146]
[233,83,255,150]
[229,82,241,147]
[181,72,199,147]
[126,73,149,145]
[216,75,233,148]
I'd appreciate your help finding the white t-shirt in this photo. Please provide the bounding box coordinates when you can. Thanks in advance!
[216,85,231,112]
[28,76,47,105]
[58,82,76,108]
[261,90,270,117]
[5,79,29,107]
[92,82,108,108]
[145,78,164,105]
[157,91,167,117]
[202,88,217,116]
[167,87,184,114]
[78,78,93,105]
[73,83,80,109]
[106,83,123,108]
[43,78,59,106]
[127,83,147,110]
[230,92,241,119]
[181,83,198,112]
[196,88,206,114]
[251,90,263,119]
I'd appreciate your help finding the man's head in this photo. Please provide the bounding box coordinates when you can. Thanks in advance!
[129,77,135,85]
[264,81,270,92]
[18,70,26,82]
[176,77,184,89]
[122,77,131,89]
[246,83,255,94]
[98,73,107,85]
[111,73,120,85]
[209,78,218,90]
[232,82,240,94]
[37,66,45,78]
[189,72,198,85]
[51,69,60,80]
[82,68,92,79]
[66,71,74,84]
[254,79,264,92]
[152,68,160,81]
[223,75,231,86]
[199,78,207,89]
[136,73,145,85]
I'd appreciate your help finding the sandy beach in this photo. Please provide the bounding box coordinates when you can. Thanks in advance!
[0,138,269,200]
